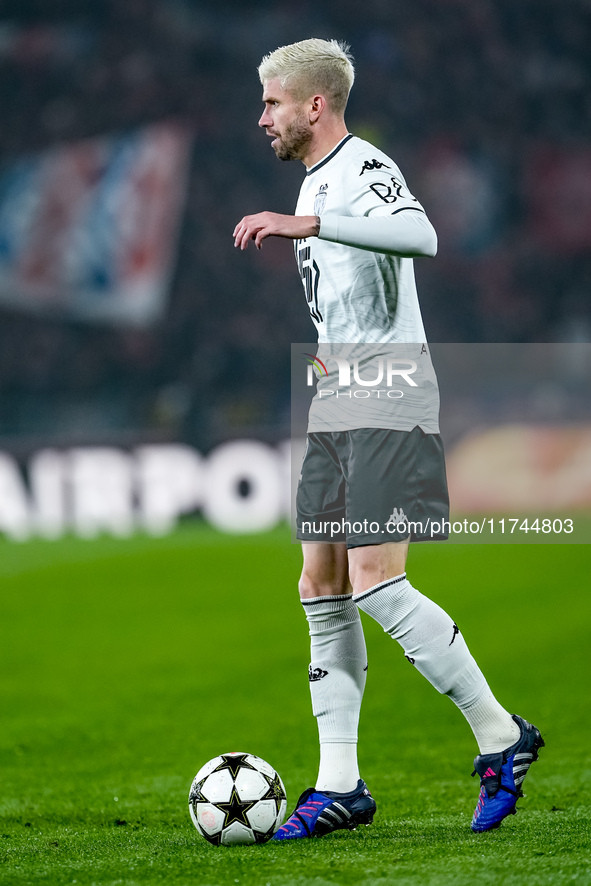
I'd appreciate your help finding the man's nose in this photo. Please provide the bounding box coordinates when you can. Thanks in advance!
[259,109,271,128]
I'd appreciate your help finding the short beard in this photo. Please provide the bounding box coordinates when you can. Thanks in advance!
[273,113,313,162]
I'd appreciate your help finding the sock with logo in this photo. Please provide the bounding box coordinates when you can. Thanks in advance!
[302,594,368,793]
[354,575,520,754]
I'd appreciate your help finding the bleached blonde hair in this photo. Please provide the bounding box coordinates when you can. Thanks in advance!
[258,38,355,115]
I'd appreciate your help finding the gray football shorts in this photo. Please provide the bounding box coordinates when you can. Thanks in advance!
[296,426,449,546]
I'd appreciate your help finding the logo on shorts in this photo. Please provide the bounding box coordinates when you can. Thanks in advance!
[386,507,408,530]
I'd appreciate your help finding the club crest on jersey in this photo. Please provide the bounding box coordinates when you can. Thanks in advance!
[360,158,391,175]
[314,183,328,216]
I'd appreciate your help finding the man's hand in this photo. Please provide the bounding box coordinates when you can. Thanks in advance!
[233,212,319,250]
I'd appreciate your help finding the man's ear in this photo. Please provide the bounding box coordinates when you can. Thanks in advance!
[309,94,326,124]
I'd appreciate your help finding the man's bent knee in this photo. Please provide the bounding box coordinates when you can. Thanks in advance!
[299,542,350,599]
[298,571,350,600]
[348,540,409,595]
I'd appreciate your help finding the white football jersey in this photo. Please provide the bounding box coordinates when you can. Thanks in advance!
[295,134,441,432]
[295,134,428,344]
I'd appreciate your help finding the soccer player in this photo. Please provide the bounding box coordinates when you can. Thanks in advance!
[234,38,543,839]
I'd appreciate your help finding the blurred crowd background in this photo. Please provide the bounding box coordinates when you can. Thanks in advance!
[0,0,590,455]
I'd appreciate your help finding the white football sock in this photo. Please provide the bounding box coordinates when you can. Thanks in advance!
[354,575,520,754]
[316,743,360,794]
[302,594,367,793]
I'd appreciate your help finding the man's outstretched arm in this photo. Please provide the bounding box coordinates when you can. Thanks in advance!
[233,209,436,257]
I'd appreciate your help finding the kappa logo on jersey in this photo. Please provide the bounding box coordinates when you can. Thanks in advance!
[314,183,328,216]
[359,158,391,175]
[369,176,419,205]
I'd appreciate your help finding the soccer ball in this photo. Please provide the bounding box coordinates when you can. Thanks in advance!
[189,752,287,846]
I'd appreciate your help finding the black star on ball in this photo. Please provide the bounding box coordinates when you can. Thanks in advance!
[212,753,257,780]
[216,786,257,829]
[261,773,286,815]
[189,778,208,804]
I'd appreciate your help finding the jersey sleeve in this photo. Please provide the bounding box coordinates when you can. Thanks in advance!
[347,157,426,218]
[318,211,437,257]
[316,150,435,256]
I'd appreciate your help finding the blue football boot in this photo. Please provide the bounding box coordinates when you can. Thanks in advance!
[272,779,376,840]
[471,714,545,832]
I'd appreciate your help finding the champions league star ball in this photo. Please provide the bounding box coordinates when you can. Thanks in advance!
[189,752,287,845]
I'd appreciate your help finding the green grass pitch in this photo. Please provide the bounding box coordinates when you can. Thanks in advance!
[1,525,590,886]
